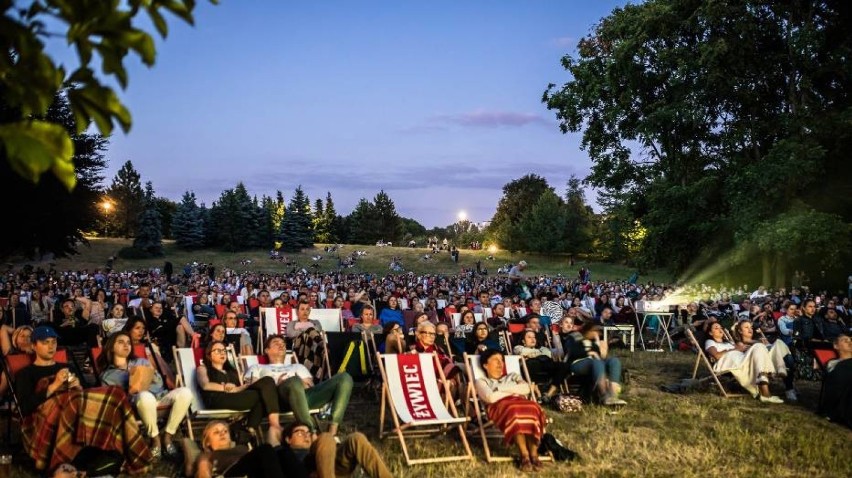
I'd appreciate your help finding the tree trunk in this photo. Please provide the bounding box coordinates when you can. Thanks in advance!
[761,254,772,287]
[774,253,787,290]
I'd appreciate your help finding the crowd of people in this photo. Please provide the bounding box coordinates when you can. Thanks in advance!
[0,260,850,475]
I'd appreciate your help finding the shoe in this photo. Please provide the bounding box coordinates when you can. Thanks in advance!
[785,389,798,402]
[531,457,545,471]
[759,395,784,404]
[164,442,179,458]
[517,457,534,472]
[603,396,627,406]
[150,445,162,460]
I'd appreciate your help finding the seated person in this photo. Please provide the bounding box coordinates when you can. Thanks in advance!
[511,313,548,348]
[285,301,327,381]
[244,335,353,436]
[193,420,307,478]
[562,322,627,406]
[513,330,572,403]
[453,310,476,339]
[51,297,99,347]
[284,421,393,478]
[16,326,151,474]
[223,310,253,356]
[101,303,129,337]
[146,301,194,356]
[733,320,797,401]
[378,297,403,328]
[196,340,282,436]
[705,322,784,403]
[777,303,798,346]
[820,333,852,428]
[0,323,33,355]
[380,322,404,354]
[122,317,149,347]
[413,321,461,400]
[350,305,382,334]
[816,308,848,342]
[474,349,547,472]
[99,332,193,459]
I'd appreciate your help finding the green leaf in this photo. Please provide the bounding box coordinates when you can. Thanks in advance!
[147,6,169,37]
[0,121,77,190]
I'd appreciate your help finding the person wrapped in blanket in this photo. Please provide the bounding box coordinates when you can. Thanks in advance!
[561,322,627,406]
[474,348,547,472]
[285,301,327,381]
[14,326,151,475]
[704,322,786,404]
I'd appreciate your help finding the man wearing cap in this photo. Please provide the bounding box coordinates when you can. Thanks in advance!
[15,326,152,474]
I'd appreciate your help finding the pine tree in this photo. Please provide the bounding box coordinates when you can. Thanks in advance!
[373,190,404,243]
[172,191,206,249]
[324,192,340,243]
[278,186,314,251]
[107,160,144,237]
[313,197,332,243]
[348,198,378,244]
[518,190,568,253]
[133,182,164,256]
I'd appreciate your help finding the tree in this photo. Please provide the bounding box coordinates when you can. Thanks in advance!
[0,90,107,259]
[347,198,378,245]
[562,176,594,255]
[543,0,852,282]
[323,192,340,243]
[487,174,552,252]
[312,197,331,243]
[278,185,313,251]
[372,190,404,243]
[208,183,256,252]
[172,191,206,249]
[133,182,163,256]
[518,190,568,254]
[401,217,427,240]
[0,1,216,189]
[106,160,144,237]
[154,197,177,239]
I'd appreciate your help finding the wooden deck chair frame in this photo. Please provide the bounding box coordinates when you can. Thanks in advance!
[685,329,745,398]
[172,345,249,440]
[463,353,550,463]
[376,352,473,465]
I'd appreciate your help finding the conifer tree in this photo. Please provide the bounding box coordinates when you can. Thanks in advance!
[133,182,163,256]
[278,186,314,251]
[172,191,206,249]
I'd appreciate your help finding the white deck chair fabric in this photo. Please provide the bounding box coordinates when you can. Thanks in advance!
[382,354,466,427]
[309,308,342,332]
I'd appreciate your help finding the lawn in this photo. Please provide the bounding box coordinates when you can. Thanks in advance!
[21,237,672,283]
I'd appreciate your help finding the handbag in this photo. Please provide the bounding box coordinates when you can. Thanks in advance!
[128,364,155,394]
[553,394,583,413]
[538,432,578,461]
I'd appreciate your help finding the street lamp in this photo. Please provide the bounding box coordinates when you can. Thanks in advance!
[457,210,467,222]
[101,199,113,237]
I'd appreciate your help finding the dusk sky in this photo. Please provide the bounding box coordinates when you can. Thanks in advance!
[52,0,631,228]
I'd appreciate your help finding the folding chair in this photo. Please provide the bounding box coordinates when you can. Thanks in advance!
[376,352,473,465]
[259,306,294,352]
[813,348,838,408]
[236,352,327,425]
[172,346,249,440]
[685,329,745,398]
[463,353,549,462]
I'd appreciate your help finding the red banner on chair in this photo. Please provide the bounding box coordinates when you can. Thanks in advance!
[395,354,437,420]
[275,307,294,333]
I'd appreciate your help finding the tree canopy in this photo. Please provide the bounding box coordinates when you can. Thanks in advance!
[544,0,852,285]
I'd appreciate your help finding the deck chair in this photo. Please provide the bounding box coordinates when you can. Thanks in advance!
[172,346,249,440]
[685,329,745,398]
[463,353,549,462]
[237,353,326,425]
[376,352,473,465]
[259,307,295,351]
[813,348,838,408]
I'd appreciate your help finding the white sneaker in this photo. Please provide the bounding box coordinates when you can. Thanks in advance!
[785,389,798,402]
[603,395,627,406]
[759,395,784,404]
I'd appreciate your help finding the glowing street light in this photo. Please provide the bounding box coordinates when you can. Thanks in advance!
[457,210,467,222]
[101,198,114,237]
[101,200,113,213]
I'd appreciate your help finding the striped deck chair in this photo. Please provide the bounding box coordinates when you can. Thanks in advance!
[686,329,745,398]
[376,352,473,465]
[172,346,248,440]
[464,353,550,462]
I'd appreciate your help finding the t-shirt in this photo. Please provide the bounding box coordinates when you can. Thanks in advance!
[15,362,68,416]
[243,362,312,384]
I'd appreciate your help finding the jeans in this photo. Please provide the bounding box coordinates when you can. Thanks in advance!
[570,357,622,385]
[279,373,353,428]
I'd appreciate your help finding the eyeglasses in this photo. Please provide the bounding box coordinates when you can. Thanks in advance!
[290,429,311,437]
[211,348,226,354]
[419,331,436,337]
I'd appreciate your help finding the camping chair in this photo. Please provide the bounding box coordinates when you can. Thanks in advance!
[813,348,838,409]
[685,329,745,398]
[463,353,550,462]
[172,345,249,440]
[376,352,473,465]
[3,349,69,443]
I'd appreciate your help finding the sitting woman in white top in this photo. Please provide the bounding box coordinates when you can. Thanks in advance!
[704,322,786,403]
[732,320,797,401]
[98,331,193,459]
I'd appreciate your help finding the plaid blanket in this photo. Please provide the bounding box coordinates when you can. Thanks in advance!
[23,386,152,475]
[487,395,546,445]
[293,328,327,381]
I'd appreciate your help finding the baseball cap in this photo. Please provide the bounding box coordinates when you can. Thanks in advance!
[32,326,59,342]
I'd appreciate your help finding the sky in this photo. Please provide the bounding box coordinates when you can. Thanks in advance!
[50,0,631,228]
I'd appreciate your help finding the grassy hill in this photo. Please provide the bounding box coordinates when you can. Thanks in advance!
[20,237,672,282]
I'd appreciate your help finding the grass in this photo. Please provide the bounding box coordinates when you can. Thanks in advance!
[19,237,672,283]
